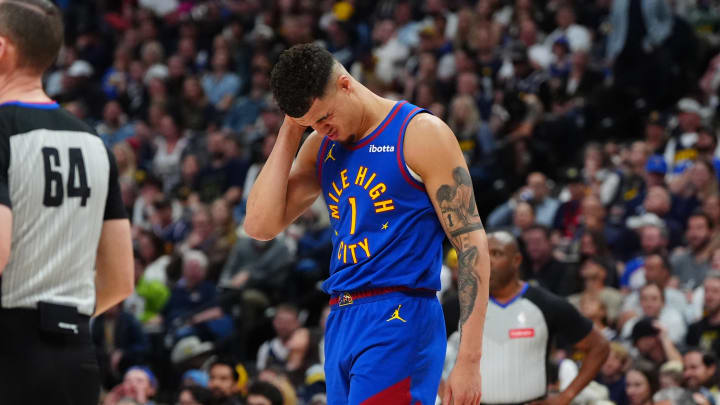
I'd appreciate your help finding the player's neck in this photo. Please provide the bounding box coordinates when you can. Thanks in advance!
[354,91,397,142]
[491,279,524,303]
[0,72,50,104]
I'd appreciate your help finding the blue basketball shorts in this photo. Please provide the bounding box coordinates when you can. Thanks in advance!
[324,289,446,405]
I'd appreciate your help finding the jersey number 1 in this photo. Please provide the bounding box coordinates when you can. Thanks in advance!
[42,147,91,207]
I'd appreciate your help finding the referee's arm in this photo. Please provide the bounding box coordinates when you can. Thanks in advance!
[94,148,134,316]
[0,136,10,273]
[0,205,10,273]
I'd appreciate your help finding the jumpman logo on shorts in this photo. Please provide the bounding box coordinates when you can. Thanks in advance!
[386,305,407,322]
[325,144,336,162]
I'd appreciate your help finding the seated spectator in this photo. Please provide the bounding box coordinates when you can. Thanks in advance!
[672,212,714,290]
[195,131,248,205]
[569,257,623,325]
[631,317,683,371]
[488,172,560,228]
[97,100,135,148]
[179,75,216,132]
[658,361,685,389]
[621,223,670,291]
[152,113,189,193]
[176,385,213,405]
[92,304,150,389]
[208,360,244,405]
[687,272,720,356]
[247,381,284,405]
[553,167,586,241]
[633,186,685,249]
[162,250,233,343]
[219,231,294,292]
[201,49,240,112]
[626,367,659,405]
[521,224,572,295]
[136,230,171,285]
[150,197,190,245]
[103,366,158,405]
[682,349,720,404]
[580,294,617,341]
[257,304,310,378]
[597,342,631,405]
[621,283,687,345]
[257,367,299,405]
[622,254,694,324]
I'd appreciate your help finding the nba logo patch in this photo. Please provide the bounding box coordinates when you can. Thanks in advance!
[339,293,353,306]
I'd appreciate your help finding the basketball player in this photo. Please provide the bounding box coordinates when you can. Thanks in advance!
[0,1,134,404]
[244,44,490,404]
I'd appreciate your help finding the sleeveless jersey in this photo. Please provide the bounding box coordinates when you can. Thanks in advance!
[316,101,445,294]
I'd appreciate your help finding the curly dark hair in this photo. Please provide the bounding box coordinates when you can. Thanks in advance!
[270,43,336,118]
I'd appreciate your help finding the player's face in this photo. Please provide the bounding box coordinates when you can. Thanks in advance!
[295,75,359,143]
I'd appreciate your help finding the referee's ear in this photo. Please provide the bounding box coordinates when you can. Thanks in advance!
[511,251,523,272]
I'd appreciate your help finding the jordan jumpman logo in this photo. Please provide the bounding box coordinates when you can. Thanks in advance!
[386,305,407,322]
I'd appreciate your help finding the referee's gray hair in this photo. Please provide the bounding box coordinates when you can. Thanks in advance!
[183,249,208,270]
[488,231,519,252]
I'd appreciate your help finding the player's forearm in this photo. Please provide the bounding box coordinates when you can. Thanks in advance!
[455,231,491,362]
[244,126,304,240]
[563,336,609,402]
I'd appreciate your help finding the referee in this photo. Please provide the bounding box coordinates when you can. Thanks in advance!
[443,231,609,404]
[0,1,133,404]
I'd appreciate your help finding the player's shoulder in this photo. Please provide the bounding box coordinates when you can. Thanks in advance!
[405,112,455,142]
[0,103,98,138]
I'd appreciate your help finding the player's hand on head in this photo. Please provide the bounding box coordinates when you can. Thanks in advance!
[443,360,482,405]
[282,115,309,134]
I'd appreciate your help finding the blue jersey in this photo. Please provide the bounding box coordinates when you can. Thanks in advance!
[316,101,445,294]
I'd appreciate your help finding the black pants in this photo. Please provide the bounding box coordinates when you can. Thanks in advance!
[0,308,100,405]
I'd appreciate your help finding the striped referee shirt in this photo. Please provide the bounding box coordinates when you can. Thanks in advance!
[443,283,592,404]
[0,101,126,316]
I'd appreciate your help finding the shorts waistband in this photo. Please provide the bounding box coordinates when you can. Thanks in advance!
[329,286,436,308]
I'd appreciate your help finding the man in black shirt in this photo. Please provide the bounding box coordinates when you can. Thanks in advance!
[687,272,720,357]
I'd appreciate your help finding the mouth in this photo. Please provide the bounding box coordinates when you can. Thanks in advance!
[327,129,338,140]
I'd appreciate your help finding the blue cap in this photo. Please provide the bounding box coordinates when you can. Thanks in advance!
[646,155,667,174]
[182,369,209,387]
[127,366,158,388]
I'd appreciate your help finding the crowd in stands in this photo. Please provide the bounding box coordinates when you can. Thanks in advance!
[49,0,720,403]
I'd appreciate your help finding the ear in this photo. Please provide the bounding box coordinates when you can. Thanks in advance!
[0,36,8,65]
[337,73,351,92]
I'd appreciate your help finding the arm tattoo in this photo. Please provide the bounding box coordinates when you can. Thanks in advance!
[436,167,484,336]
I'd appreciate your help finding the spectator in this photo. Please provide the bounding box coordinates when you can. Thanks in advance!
[630,317,682,370]
[621,283,687,345]
[104,367,158,405]
[522,224,572,295]
[256,304,310,376]
[163,250,233,343]
[682,349,720,404]
[98,100,135,148]
[626,368,660,405]
[195,131,248,205]
[201,49,240,112]
[176,386,213,405]
[208,360,243,405]
[488,172,560,228]
[622,254,694,323]
[622,224,670,291]
[672,212,714,290]
[569,257,624,325]
[597,343,631,405]
[92,304,150,389]
[247,381,284,405]
[687,272,720,356]
[153,113,189,193]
